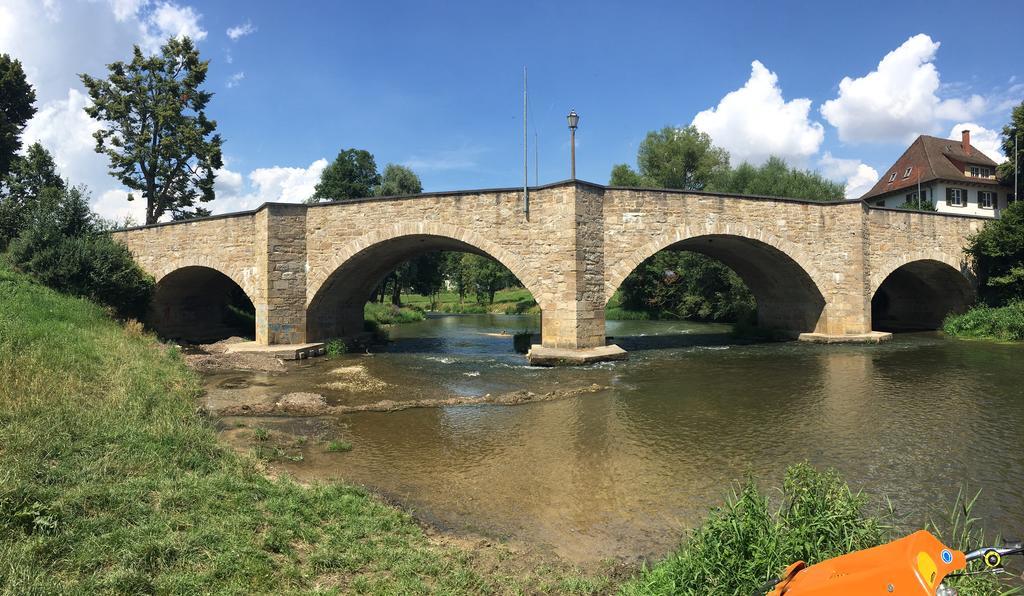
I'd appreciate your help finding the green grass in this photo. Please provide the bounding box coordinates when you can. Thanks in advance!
[401,288,540,315]
[364,301,426,325]
[326,440,353,453]
[620,464,1007,596]
[943,301,1024,341]
[0,262,603,594]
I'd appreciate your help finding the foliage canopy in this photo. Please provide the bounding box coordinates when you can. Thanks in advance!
[80,37,223,224]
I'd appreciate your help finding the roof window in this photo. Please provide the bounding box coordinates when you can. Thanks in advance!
[888,172,897,182]
[903,167,912,178]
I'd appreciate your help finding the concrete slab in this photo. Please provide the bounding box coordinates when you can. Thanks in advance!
[224,341,326,360]
[527,344,628,366]
[797,331,893,344]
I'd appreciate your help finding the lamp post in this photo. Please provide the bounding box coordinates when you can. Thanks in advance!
[567,109,579,179]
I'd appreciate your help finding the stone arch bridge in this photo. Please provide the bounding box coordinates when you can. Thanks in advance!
[112,180,986,361]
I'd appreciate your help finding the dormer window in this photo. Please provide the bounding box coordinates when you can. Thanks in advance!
[903,167,912,178]
[888,172,897,182]
[969,165,992,178]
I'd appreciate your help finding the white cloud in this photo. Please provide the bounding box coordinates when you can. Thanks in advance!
[93,188,147,225]
[107,0,146,21]
[146,2,206,44]
[818,152,880,199]
[949,123,1005,163]
[226,20,256,40]
[821,34,986,143]
[22,88,104,190]
[209,159,328,214]
[691,60,824,165]
[226,71,245,88]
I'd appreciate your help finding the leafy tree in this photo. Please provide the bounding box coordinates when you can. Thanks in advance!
[308,148,379,202]
[619,251,755,322]
[171,206,212,221]
[0,54,37,180]
[79,37,223,224]
[375,164,422,197]
[997,100,1023,193]
[709,157,844,200]
[966,201,1024,305]
[0,143,64,249]
[610,126,730,191]
[609,163,647,187]
[462,254,517,304]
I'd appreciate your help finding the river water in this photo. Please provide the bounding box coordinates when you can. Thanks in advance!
[207,314,1024,565]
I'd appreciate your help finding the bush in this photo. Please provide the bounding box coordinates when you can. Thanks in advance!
[942,301,1024,341]
[621,464,889,595]
[324,338,347,356]
[5,186,153,319]
[967,200,1024,305]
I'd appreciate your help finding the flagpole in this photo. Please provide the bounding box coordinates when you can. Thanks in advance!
[523,66,529,217]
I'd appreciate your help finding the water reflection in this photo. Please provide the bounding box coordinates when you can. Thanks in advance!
[209,314,1024,565]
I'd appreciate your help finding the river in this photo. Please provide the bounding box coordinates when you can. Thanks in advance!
[206,314,1024,566]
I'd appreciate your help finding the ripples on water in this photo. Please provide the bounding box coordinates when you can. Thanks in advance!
[208,313,1024,564]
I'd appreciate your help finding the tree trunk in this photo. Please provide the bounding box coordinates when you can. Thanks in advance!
[391,275,401,306]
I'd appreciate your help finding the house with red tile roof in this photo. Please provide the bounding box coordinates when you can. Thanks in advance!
[861,130,1015,217]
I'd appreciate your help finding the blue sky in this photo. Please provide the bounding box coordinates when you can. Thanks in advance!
[3,0,1022,221]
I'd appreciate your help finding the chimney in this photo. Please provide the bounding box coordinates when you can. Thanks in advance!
[962,129,971,155]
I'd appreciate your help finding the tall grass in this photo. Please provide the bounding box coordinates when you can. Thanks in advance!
[621,464,889,595]
[620,464,1007,596]
[943,301,1024,341]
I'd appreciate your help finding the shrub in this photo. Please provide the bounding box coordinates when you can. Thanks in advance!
[5,186,153,319]
[324,338,347,356]
[942,301,1024,341]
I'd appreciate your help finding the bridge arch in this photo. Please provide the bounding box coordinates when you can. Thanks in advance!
[305,222,547,341]
[870,252,975,331]
[148,265,257,342]
[605,224,827,335]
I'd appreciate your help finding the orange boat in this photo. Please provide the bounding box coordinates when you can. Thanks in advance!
[762,530,1022,595]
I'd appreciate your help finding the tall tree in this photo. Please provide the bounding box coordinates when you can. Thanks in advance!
[708,156,844,200]
[998,100,1023,193]
[610,126,730,190]
[375,164,422,196]
[308,148,379,202]
[0,143,64,249]
[80,37,223,224]
[0,54,37,180]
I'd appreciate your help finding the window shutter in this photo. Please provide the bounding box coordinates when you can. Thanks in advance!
[946,188,953,206]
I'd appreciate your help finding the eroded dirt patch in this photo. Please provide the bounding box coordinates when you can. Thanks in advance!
[182,337,287,373]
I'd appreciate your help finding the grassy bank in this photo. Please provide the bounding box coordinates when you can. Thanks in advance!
[943,301,1024,341]
[400,288,539,315]
[0,263,603,594]
[364,301,426,325]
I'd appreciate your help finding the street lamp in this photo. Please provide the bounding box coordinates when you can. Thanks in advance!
[567,109,579,179]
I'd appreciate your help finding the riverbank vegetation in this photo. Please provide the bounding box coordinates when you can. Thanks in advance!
[945,200,1024,341]
[944,301,1024,341]
[622,464,1003,595]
